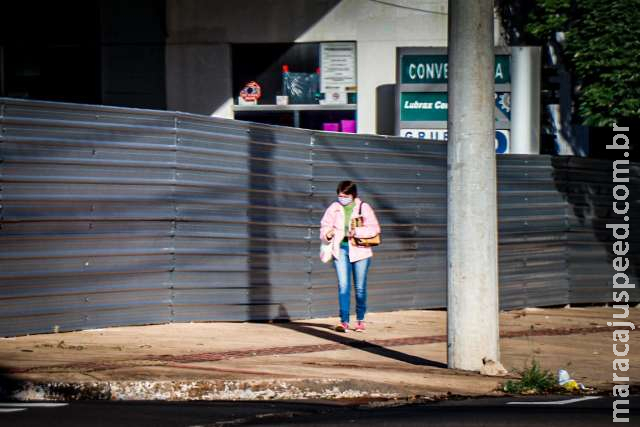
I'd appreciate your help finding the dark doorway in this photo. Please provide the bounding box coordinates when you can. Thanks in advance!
[0,0,166,109]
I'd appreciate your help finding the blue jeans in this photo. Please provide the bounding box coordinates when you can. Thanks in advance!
[333,244,371,323]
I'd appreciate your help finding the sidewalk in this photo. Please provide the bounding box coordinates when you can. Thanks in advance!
[1,307,638,401]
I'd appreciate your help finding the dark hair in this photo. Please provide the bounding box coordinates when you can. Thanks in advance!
[337,180,357,197]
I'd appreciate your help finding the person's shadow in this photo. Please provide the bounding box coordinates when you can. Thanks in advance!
[274,304,447,369]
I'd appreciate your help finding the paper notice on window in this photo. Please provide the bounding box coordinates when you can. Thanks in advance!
[320,42,357,93]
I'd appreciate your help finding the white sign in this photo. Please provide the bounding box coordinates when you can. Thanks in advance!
[238,96,257,106]
[400,129,448,140]
[320,42,356,93]
[401,128,510,154]
[495,129,510,154]
[320,91,348,105]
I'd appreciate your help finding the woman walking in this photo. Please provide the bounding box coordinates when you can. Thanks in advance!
[320,181,381,332]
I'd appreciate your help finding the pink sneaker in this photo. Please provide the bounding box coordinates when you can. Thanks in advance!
[335,322,349,333]
[355,321,365,332]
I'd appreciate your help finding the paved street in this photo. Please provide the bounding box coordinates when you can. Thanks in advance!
[1,395,637,426]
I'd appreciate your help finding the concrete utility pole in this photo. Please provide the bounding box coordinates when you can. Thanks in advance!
[446,0,501,372]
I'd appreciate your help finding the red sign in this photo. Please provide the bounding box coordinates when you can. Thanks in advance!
[240,81,262,102]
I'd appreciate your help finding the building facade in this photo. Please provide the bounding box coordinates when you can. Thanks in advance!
[0,0,505,134]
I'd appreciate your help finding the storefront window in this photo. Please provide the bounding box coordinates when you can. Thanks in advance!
[231,42,357,132]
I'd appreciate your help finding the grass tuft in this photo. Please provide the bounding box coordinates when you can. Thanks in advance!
[503,360,557,394]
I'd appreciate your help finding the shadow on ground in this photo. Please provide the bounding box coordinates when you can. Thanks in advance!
[273,319,447,369]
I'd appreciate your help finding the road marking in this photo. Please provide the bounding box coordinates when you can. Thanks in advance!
[507,396,601,405]
[0,403,69,408]
[0,402,69,408]
[0,402,68,415]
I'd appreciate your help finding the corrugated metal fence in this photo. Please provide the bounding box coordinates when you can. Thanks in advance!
[1,98,638,336]
[553,157,640,304]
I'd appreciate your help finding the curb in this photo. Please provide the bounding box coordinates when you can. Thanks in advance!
[0,378,419,401]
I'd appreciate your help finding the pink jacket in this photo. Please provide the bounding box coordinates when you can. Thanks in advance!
[320,198,381,262]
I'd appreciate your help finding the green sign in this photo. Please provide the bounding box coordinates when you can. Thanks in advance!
[400,92,512,123]
[400,92,448,121]
[401,55,510,84]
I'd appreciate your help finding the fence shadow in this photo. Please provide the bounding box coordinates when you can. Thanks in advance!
[247,124,276,321]
[0,367,25,401]
[551,156,640,303]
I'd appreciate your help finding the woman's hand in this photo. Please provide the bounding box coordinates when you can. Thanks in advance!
[326,229,335,240]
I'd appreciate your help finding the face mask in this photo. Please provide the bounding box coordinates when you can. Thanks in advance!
[338,196,353,206]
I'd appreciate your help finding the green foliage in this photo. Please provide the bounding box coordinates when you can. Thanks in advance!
[525,0,570,40]
[566,0,640,125]
[500,0,640,126]
[503,360,557,394]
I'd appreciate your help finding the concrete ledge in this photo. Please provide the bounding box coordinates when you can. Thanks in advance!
[1,379,419,401]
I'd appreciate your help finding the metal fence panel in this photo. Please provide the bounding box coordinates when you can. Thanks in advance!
[172,117,313,322]
[0,98,176,335]
[552,157,640,304]
[1,97,637,336]
[497,155,570,309]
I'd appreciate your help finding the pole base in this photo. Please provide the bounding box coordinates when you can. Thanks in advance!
[480,358,508,376]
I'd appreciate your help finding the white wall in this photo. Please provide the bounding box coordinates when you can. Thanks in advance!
[294,0,449,134]
[166,0,505,134]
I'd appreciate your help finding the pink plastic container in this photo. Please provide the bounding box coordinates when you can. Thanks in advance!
[322,123,340,132]
[340,120,356,133]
